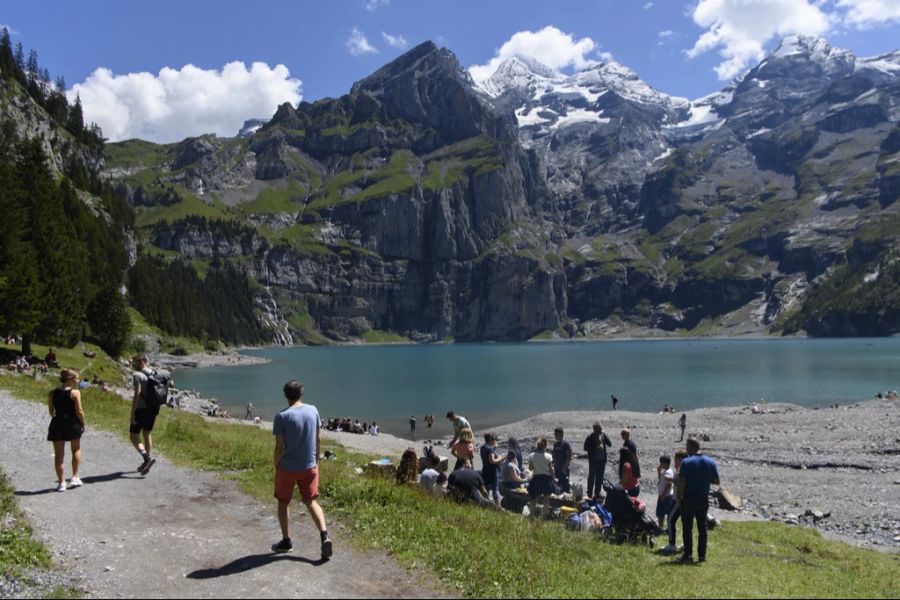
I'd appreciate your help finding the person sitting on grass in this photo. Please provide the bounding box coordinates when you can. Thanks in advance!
[44,348,58,368]
[396,448,419,486]
[501,450,528,492]
[419,452,444,497]
[448,459,499,510]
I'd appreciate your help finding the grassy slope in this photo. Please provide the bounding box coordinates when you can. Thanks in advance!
[0,469,51,576]
[1,373,897,598]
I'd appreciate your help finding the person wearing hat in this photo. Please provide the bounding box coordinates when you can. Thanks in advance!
[47,369,86,492]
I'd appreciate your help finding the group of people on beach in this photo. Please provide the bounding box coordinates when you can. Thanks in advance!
[395,410,719,563]
[325,417,379,435]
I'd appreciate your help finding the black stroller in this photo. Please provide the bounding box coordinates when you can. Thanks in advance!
[601,480,658,547]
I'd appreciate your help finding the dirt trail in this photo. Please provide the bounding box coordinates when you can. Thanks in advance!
[0,390,447,599]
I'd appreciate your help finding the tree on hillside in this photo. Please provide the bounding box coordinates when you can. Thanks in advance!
[87,285,131,358]
[12,42,25,84]
[0,28,13,76]
[66,93,84,137]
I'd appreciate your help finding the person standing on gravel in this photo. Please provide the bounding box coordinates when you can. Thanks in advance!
[584,422,612,499]
[271,379,333,560]
[47,369,85,491]
[677,438,720,564]
[678,413,687,442]
[130,356,160,475]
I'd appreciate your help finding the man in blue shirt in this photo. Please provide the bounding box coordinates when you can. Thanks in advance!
[271,379,333,560]
[677,438,720,564]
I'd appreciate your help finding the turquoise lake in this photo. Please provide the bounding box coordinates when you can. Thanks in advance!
[172,338,899,437]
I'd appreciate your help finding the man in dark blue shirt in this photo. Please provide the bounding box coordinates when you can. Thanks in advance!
[677,438,720,563]
[552,428,573,494]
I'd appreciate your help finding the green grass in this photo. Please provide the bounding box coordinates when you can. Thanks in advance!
[307,150,418,211]
[0,468,52,576]
[361,330,409,344]
[126,308,218,356]
[135,189,230,228]
[237,181,307,215]
[1,373,897,598]
[104,138,168,170]
[0,341,125,385]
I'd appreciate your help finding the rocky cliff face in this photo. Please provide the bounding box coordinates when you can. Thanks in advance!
[106,36,900,342]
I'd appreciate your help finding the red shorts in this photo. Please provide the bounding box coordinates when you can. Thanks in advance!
[274,466,319,504]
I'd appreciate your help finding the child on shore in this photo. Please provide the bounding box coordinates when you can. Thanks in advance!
[656,455,675,529]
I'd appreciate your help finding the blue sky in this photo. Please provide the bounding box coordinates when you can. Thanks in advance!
[3,1,898,142]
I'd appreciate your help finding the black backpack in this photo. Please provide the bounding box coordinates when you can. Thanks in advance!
[142,369,171,413]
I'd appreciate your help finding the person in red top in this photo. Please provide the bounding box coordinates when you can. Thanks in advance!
[619,447,641,497]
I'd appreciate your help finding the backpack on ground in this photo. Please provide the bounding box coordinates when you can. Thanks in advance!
[143,369,171,413]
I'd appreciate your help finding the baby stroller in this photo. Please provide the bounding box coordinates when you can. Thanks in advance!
[601,479,657,547]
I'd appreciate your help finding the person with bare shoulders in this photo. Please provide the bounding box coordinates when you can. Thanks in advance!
[47,369,85,491]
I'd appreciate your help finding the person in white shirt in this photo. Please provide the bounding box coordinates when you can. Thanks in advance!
[527,437,555,514]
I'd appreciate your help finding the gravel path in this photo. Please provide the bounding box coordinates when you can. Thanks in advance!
[0,390,447,599]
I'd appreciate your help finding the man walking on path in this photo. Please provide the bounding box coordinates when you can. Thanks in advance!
[272,379,333,560]
[130,356,159,475]
[678,413,687,442]
[584,422,612,499]
[677,438,720,564]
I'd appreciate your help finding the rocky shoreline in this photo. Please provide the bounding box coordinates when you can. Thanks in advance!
[481,399,900,552]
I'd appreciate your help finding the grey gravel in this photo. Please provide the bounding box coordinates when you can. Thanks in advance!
[0,388,450,598]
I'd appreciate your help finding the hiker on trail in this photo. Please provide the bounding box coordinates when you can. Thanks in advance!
[611,394,619,410]
[678,413,687,442]
[130,356,163,476]
[47,369,85,492]
[552,427,572,494]
[619,447,641,498]
[446,411,472,449]
[677,438,720,564]
[480,433,503,506]
[528,437,556,514]
[451,427,475,471]
[409,415,417,440]
[271,379,333,560]
[584,422,612,499]
[656,455,675,530]
[661,449,688,555]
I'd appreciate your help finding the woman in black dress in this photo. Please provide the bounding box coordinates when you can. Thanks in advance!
[47,369,85,491]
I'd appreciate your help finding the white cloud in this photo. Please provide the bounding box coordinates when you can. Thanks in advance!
[598,51,615,62]
[347,27,379,56]
[366,0,389,11]
[836,0,900,28]
[381,32,408,50]
[659,30,676,38]
[644,2,655,9]
[69,62,302,144]
[687,0,832,80]
[469,26,598,83]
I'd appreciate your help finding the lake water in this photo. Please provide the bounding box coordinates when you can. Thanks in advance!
[172,338,900,437]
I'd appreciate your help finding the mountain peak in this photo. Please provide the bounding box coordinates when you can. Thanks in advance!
[350,41,463,96]
[769,35,855,70]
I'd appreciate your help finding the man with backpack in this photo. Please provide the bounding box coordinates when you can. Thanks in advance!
[130,355,170,475]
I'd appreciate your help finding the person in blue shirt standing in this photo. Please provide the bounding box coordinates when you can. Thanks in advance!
[271,379,333,560]
[677,437,720,564]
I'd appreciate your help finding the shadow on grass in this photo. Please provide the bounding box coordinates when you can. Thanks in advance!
[186,552,328,579]
[14,471,139,495]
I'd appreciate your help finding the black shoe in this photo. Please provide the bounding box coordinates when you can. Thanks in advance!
[139,458,156,475]
[321,536,333,560]
[698,557,706,563]
[675,555,694,564]
[271,538,293,553]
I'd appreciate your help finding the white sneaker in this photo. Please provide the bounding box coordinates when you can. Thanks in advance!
[68,477,83,488]
[56,481,66,492]
[660,543,677,555]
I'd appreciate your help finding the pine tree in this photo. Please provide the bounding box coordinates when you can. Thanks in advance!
[66,93,84,136]
[87,285,131,357]
[12,42,25,84]
[0,28,13,77]
[26,48,38,86]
